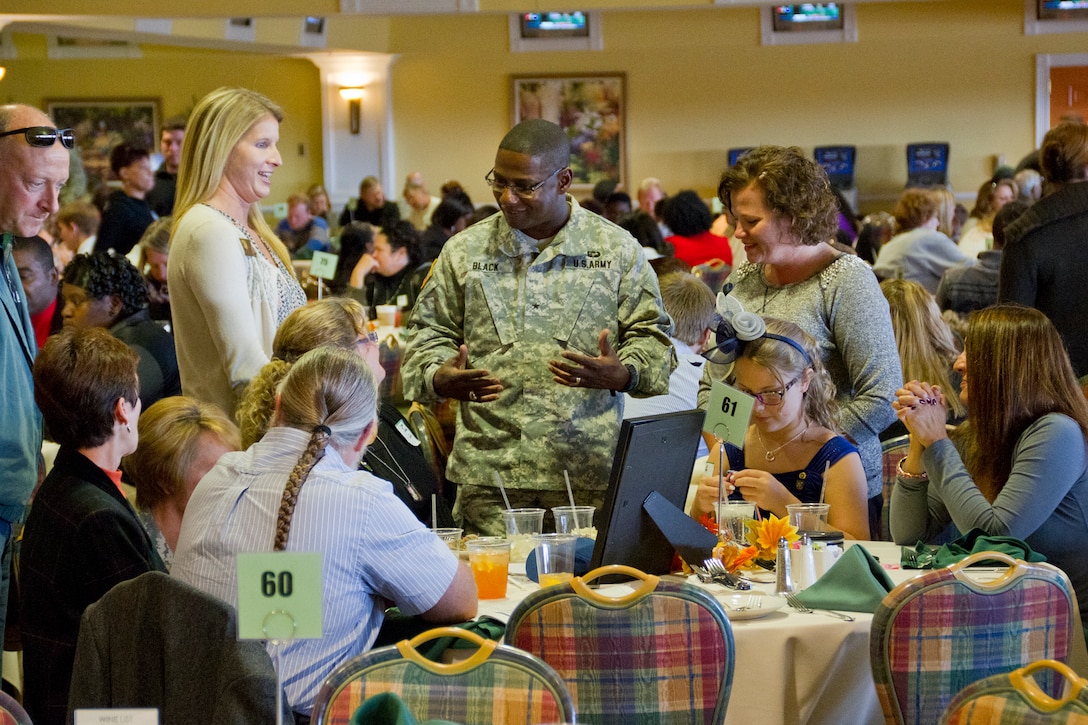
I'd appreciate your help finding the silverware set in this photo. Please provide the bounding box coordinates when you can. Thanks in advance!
[784,592,855,621]
[700,557,753,591]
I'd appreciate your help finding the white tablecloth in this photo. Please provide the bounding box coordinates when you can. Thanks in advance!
[478,541,910,725]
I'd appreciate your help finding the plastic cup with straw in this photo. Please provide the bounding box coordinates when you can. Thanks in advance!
[493,470,512,511]
[563,470,577,510]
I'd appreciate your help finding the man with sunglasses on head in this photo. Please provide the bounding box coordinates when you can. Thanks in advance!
[404,118,675,536]
[0,104,71,682]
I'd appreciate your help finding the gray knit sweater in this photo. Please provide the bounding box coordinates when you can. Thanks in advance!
[699,253,902,499]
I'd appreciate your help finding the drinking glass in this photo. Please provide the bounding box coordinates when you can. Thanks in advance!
[467,538,510,599]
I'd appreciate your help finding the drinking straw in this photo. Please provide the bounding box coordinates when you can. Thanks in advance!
[717,442,725,505]
[493,470,512,511]
[563,470,577,510]
[818,460,830,505]
[431,494,438,531]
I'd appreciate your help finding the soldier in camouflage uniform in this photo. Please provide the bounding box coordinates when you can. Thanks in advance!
[402,119,676,535]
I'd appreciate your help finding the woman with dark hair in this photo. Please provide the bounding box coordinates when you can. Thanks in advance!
[21,327,167,725]
[332,221,376,295]
[661,189,732,267]
[173,346,476,721]
[892,305,1088,633]
[350,220,430,319]
[701,145,900,536]
[618,210,670,258]
[62,252,180,407]
[419,196,474,263]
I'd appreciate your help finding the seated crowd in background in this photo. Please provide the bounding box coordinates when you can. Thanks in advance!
[17,91,1088,724]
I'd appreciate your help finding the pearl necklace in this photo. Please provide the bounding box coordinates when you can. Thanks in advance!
[755,421,809,462]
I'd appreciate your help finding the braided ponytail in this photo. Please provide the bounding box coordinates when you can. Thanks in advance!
[274,424,331,550]
[269,348,377,550]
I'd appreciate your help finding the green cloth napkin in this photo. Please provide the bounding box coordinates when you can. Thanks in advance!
[794,544,895,613]
[901,528,1047,569]
[351,692,463,725]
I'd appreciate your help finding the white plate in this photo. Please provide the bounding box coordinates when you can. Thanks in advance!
[686,576,787,620]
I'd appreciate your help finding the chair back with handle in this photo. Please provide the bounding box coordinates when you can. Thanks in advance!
[940,659,1088,724]
[0,691,30,725]
[871,551,1078,725]
[506,564,734,725]
[880,434,910,541]
[311,626,575,725]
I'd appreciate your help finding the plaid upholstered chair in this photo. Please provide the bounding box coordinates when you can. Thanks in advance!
[879,434,910,541]
[310,626,576,725]
[0,692,30,725]
[505,564,735,725]
[940,659,1088,724]
[871,551,1078,725]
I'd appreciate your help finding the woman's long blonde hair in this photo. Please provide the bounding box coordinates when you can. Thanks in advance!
[172,86,294,273]
[881,279,966,419]
[273,347,377,550]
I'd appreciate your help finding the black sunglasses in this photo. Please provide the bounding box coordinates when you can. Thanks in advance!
[0,126,75,149]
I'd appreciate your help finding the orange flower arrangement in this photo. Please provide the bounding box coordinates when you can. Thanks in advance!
[713,541,759,573]
[745,514,799,560]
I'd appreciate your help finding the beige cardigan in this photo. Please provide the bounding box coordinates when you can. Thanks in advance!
[168,204,280,417]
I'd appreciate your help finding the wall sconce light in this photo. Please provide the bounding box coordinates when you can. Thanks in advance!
[338,87,364,135]
[0,68,7,82]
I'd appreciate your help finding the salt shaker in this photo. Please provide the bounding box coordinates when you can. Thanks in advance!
[793,533,817,590]
[775,536,793,594]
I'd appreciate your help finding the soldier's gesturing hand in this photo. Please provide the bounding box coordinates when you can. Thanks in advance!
[549,329,632,391]
[433,344,504,402]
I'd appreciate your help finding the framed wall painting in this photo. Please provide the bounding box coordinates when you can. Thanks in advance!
[511,74,626,191]
[46,98,160,192]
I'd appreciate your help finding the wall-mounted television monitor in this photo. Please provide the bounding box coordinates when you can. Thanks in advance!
[520,12,589,39]
[1038,1,1088,20]
[814,145,856,190]
[906,142,950,188]
[728,147,754,166]
[772,4,844,32]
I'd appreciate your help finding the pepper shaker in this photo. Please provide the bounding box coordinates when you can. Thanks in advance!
[775,536,793,594]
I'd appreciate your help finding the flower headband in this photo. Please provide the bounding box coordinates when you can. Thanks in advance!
[701,284,813,367]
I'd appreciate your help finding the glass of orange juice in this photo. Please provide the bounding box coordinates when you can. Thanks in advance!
[467,538,511,599]
[533,533,577,588]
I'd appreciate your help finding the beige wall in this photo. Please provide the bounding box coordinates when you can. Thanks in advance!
[3,0,1088,214]
[384,0,1088,211]
[0,34,324,202]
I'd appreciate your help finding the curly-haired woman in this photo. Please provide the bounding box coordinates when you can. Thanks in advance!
[699,145,900,537]
[61,252,180,407]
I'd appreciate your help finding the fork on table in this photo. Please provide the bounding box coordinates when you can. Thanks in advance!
[702,558,752,591]
[784,592,855,622]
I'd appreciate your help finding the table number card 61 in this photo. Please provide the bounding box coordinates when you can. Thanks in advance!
[703,380,755,448]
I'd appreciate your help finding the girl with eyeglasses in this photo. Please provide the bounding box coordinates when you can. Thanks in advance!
[691,318,870,540]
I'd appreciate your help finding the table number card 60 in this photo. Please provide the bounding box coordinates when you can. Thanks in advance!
[237,551,324,641]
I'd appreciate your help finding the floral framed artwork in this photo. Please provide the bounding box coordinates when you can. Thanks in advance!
[46,98,160,192]
[512,74,626,191]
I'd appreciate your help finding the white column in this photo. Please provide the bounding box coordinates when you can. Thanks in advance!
[301,51,397,211]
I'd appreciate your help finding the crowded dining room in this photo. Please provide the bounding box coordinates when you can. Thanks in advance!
[3,0,1088,723]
